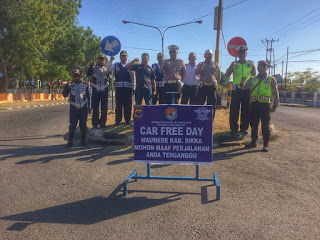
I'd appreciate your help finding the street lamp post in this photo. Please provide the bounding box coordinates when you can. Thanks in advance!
[122,20,202,54]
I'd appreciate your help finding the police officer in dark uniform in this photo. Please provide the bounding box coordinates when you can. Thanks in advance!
[160,45,186,104]
[62,69,91,148]
[127,53,156,105]
[225,46,256,136]
[108,51,134,125]
[242,60,279,152]
[152,53,165,104]
[87,53,109,128]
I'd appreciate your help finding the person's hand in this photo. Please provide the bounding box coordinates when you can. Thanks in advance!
[87,109,91,114]
[67,80,71,86]
[91,61,96,68]
[232,62,237,67]
[270,106,276,113]
[153,90,156,96]
[134,58,139,62]
[110,56,115,62]
[165,61,170,68]
[132,89,135,95]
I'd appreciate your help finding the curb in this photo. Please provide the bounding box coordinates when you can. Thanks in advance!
[0,102,68,111]
[280,103,308,108]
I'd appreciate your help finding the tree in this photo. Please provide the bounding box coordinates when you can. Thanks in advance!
[287,68,320,93]
[48,25,101,78]
[0,0,82,93]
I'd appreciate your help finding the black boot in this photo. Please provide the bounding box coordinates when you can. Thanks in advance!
[245,140,257,149]
[80,129,87,146]
[66,131,75,148]
[262,141,269,152]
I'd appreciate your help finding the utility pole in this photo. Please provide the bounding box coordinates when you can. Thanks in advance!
[281,60,284,90]
[214,0,223,63]
[284,46,289,99]
[262,38,279,75]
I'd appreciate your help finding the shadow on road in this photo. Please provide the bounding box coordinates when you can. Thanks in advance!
[1,192,180,231]
[0,141,134,164]
[213,148,261,161]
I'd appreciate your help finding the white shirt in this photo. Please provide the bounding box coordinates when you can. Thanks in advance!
[182,63,200,86]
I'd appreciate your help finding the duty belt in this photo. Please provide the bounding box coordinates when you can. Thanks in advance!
[156,80,165,87]
[200,82,215,86]
[232,84,242,90]
[69,99,87,109]
[115,81,134,88]
[91,82,109,91]
[165,80,180,84]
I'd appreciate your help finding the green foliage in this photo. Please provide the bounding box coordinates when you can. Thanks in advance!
[287,68,320,92]
[0,0,103,93]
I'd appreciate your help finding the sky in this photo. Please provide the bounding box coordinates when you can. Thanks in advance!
[76,0,320,76]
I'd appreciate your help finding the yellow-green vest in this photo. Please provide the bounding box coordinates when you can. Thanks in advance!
[232,61,253,85]
[250,75,273,103]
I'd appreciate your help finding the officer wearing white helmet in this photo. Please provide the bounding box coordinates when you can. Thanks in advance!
[196,49,221,119]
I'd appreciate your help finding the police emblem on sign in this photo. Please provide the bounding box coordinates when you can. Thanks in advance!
[134,107,144,120]
[165,107,177,120]
[194,107,212,121]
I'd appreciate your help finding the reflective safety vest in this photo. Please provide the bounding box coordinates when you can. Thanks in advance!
[250,75,273,103]
[232,61,253,85]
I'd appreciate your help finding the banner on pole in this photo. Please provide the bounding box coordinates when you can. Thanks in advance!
[134,105,213,165]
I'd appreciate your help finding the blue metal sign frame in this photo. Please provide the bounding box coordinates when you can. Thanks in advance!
[121,93,220,200]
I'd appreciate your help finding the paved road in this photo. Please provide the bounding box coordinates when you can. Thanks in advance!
[0,105,319,239]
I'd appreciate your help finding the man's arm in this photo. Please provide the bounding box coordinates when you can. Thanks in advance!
[62,84,70,98]
[151,69,156,95]
[160,60,169,74]
[181,61,186,80]
[86,85,91,113]
[270,77,279,112]
[215,63,221,81]
[224,62,234,78]
[107,56,116,72]
[126,58,139,70]
[241,78,251,91]
[251,62,257,76]
[87,61,96,76]
[195,62,204,75]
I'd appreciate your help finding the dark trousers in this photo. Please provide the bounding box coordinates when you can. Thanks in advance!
[115,88,132,123]
[69,106,87,132]
[92,91,108,127]
[250,101,270,145]
[135,87,152,105]
[181,84,198,105]
[198,85,216,120]
[164,82,181,104]
[229,88,250,132]
[152,87,165,104]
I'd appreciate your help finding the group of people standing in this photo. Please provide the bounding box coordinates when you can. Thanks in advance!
[63,44,279,152]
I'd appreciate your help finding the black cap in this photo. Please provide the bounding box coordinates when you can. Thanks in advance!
[120,50,128,56]
[258,60,269,66]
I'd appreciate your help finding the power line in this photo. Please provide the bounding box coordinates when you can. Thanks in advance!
[277,12,320,38]
[250,8,320,51]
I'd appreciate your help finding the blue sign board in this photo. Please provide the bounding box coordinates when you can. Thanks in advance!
[134,105,213,165]
[100,36,121,56]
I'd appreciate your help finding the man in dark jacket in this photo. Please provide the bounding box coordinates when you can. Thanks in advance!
[62,69,91,148]
[87,53,109,128]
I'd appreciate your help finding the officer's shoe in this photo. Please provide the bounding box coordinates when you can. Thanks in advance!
[66,142,73,148]
[245,141,257,149]
[81,140,87,146]
[115,122,121,126]
[126,121,133,126]
[262,145,269,152]
[100,125,107,129]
